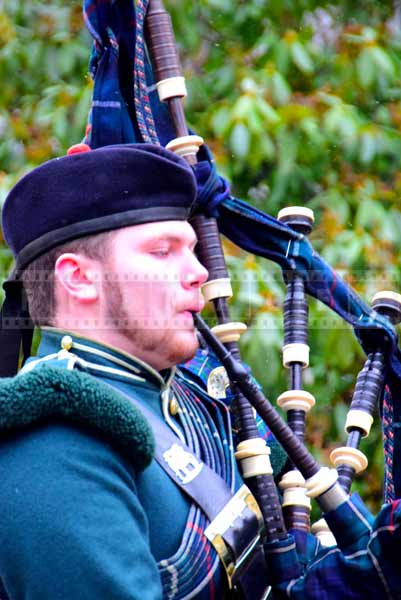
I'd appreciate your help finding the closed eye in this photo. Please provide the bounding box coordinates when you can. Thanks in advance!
[150,248,170,258]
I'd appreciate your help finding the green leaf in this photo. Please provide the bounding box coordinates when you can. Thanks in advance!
[273,40,291,75]
[53,105,69,143]
[254,96,280,124]
[271,71,291,105]
[232,95,255,120]
[356,198,387,231]
[258,132,275,160]
[359,131,377,164]
[323,105,359,141]
[246,108,263,134]
[322,231,364,267]
[289,40,314,74]
[370,46,395,79]
[211,106,232,137]
[229,122,250,158]
[356,48,376,89]
[237,272,265,308]
[333,403,349,438]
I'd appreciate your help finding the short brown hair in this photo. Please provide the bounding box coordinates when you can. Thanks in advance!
[21,231,113,326]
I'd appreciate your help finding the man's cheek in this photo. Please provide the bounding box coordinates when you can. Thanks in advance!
[128,282,179,328]
[151,284,183,330]
[123,280,160,317]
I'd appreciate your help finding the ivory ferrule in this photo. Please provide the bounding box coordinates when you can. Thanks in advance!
[372,290,401,306]
[166,135,204,158]
[345,409,373,437]
[278,206,315,223]
[282,343,310,368]
[279,469,311,509]
[311,518,337,547]
[157,76,187,101]
[277,389,315,413]
[316,480,348,513]
[305,467,338,499]
[235,438,273,478]
[202,278,233,301]
[330,446,368,473]
[211,322,247,344]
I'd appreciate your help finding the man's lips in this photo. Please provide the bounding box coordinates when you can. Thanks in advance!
[182,301,205,314]
[178,298,205,315]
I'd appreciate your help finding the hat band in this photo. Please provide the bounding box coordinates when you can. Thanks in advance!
[15,206,189,270]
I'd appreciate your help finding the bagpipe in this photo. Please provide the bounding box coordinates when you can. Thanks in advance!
[81,0,401,596]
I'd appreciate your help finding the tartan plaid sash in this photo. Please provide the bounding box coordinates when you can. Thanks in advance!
[106,368,242,599]
[157,374,234,599]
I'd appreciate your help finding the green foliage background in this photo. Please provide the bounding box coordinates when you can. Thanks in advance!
[2,0,401,510]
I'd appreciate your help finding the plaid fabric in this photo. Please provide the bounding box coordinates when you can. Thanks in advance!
[0,580,8,600]
[264,494,401,598]
[83,0,141,147]
[158,372,236,599]
[83,0,175,148]
[182,348,289,478]
[133,0,159,143]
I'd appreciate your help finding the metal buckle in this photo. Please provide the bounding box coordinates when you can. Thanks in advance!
[204,485,265,589]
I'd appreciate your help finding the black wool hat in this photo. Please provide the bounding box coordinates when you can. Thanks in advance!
[0,143,197,377]
[2,143,196,271]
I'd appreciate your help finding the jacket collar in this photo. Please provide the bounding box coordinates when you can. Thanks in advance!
[37,327,175,391]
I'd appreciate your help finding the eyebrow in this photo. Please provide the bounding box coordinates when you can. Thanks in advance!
[143,234,197,248]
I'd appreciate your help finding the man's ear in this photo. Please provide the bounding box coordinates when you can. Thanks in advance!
[54,253,99,303]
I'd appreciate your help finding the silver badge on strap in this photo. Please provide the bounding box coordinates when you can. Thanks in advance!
[207,366,230,399]
[163,443,203,484]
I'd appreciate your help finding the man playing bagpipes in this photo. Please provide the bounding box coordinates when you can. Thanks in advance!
[0,142,281,599]
[1,0,401,598]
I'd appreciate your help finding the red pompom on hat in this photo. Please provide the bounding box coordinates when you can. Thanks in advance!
[67,143,91,155]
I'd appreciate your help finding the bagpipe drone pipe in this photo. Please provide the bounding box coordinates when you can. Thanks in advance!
[81,0,401,597]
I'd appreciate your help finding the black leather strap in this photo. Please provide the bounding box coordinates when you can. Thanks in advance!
[109,382,240,520]
[0,279,33,377]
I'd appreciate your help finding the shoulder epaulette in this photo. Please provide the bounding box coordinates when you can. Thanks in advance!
[0,365,154,471]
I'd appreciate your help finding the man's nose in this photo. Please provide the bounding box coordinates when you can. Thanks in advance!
[182,253,209,289]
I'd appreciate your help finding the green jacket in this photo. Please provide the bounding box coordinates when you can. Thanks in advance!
[0,329,286,599]
[0,329,232,599]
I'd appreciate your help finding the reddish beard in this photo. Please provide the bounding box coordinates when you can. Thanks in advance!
[102,278,199,367]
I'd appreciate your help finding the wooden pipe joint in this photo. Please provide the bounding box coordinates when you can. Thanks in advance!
[282,343,310,368]
[311,518,337,547]
[277,206,315,223]
[305,467,338,498]
[345,409,373,438]
[211,322,247,343]
[166,135,204,159]
[372,290,401,325]
[202,277,233,302]
[157,76,187,101]
[279,469,311,509]
[235,438,273,478]
[330,446,368,473]
[279,469,306,488]
[277,389,315,413]
[277,206,315,235]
